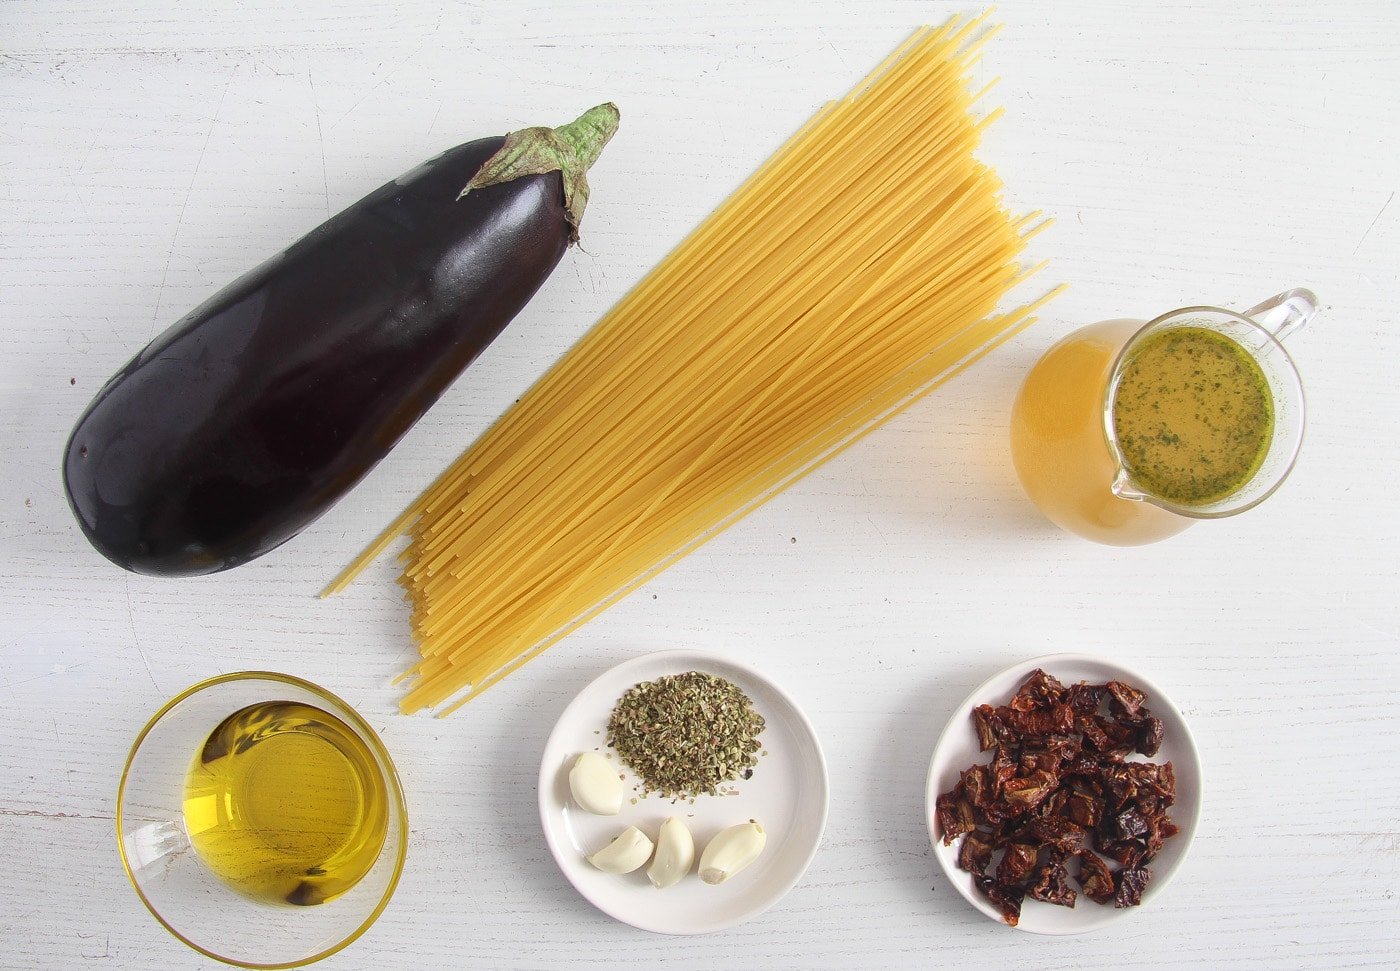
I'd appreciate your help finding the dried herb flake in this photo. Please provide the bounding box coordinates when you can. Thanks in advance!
[606,670,765,800]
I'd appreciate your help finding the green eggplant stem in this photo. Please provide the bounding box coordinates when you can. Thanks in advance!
[459,102,620,242]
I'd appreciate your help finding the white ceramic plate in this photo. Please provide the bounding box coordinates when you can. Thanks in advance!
[539,650,829,934]
[925,653,1202,935]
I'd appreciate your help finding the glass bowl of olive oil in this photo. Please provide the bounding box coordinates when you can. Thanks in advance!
[116,672,408,968]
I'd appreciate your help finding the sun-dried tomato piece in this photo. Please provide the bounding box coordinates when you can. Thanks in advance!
[1023,732,1082,762]
[958,830,995,875]
[989,746,1018,795]
[1135,715,1165,757]
[972,704,1001,751]
[1066,681,1104,716]
[1076,714,1112,753]
[936,791,976,845]
[1145,761,1176,801]
[975,876,1025,926]
[1010,669,1066,712]
[1018,749,1061,777]
[1100,839,1148,869]
[981,799,1020,829]
[1088,715,1136,757]
[1143,823,1166,860]
[997,842,1038,884]
[1132,797,1166,824]
[1105,761,1175,808]
[1074,850,1115,905]
[1115,866,1151,907]
[1106,680,1148,718]
[1002,769,1059,810]
[1063,754,1106,786]
[1105,806,1150,843]
[1037,787,1070,820]
[1026,860,1078,908]
[1065,791,1104,829]
[958,764,992,809]
[1006,702,1075,737]
[1017,815,1085,853]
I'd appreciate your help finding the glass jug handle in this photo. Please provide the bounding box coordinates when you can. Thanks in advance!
[1243,287,1319,344]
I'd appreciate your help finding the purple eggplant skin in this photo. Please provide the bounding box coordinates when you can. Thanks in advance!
[63,105,618,576]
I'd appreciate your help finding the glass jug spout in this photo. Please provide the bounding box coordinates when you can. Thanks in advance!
[1109,465,1150,502]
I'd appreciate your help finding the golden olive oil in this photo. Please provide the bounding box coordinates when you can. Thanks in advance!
[182,701,389,906]
[1112,326,1274,506]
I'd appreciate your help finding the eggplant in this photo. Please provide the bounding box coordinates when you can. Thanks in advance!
[63,104,619,576]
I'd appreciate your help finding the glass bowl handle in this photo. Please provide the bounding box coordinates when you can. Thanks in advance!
[122,819,188,872]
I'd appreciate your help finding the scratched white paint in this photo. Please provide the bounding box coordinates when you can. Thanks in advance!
[1,1,1398,968]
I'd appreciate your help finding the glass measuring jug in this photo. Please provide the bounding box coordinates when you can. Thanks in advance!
[1009,288,1317,545]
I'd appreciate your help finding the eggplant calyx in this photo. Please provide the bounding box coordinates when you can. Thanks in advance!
[459,102,620,242]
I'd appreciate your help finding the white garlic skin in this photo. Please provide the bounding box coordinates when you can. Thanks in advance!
[647,817,695,889]
[698,820,767,885]
[587,826,655,874]
[568,751,623,816]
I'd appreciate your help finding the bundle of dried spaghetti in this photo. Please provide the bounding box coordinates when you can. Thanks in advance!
[326,14,1060,714]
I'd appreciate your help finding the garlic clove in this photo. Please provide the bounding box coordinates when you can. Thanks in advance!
[569,751,623,815]
[647,817,695,889]
[698,820,767,885]
[587,826,654,874]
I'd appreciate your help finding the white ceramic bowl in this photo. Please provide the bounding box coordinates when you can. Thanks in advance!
[538,650,829,934]
[925,653,1202,935]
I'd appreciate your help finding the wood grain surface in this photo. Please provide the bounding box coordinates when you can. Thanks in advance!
[2,1,1397,968]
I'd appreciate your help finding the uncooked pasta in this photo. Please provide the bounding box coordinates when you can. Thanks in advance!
[326,14,1060,714]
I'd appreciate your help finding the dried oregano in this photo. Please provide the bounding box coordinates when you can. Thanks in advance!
[606,671,765,799]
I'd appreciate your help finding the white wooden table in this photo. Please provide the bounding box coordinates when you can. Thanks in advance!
[3,1,1398,967]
